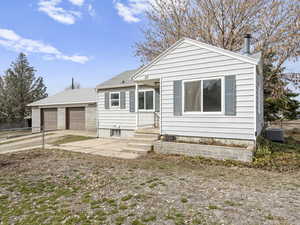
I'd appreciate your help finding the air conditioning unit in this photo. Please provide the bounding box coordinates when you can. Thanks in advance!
[265,128,284,142]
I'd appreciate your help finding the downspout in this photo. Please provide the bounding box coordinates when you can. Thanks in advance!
[135,83,139,130]
[160,76,162,135]
[95,88,99,138]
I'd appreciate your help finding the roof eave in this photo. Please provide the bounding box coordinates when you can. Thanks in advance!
[27,101,96,107]
[96,83,135,90]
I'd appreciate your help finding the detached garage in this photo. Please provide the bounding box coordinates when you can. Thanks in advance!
[28,88,97,133]
[66,107,85,130]
[41,108,58,131]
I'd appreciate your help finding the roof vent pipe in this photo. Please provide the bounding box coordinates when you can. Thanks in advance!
[71,77,74,89]
[244,34,251,55]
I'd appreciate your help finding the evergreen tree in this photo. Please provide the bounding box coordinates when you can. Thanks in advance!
[0,53,48,124]
[0,77,7,123]
[263,53,300,122]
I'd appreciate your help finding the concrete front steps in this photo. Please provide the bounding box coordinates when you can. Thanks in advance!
[122,128,160,155]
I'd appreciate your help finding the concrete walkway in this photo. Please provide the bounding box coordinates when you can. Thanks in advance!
[0,137,142,159]
[52,130,97,138]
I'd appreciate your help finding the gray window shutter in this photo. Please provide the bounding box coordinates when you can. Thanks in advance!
[225,75,236,115]
[155,88,160,112]
[129,90,135,112]
[173,80,182,116]
[120,91,126,109]
[105,92,110,109]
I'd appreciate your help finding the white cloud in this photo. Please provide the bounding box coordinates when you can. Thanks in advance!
[38,0,82,25]
[114,0,187,23]
[87,4,96,17]
[114,0,149,23]
[68,0,85,6]
[0,28,89,64]
[38,0,96,24]
[0,29,20,41]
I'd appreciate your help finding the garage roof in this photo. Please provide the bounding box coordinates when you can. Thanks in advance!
[96,69,137,90]
[28,88,97,107]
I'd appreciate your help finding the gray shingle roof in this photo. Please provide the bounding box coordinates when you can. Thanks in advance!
[28,88,96,107]
[96,69,137,90]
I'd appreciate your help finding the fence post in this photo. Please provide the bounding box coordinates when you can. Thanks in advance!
[42,126,45,150]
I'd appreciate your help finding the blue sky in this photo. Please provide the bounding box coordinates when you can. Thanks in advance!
[0,0,299,96]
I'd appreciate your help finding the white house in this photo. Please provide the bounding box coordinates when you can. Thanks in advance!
[96,37,264,149]
[29,36,263,161]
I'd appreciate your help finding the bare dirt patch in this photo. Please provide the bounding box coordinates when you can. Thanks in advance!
[0,149,299,225]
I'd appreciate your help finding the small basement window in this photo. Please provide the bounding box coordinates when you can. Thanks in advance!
[110,92,120,108]
[110,129,121,137]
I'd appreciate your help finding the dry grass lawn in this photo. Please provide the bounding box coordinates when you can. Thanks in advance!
[0,149,299,225]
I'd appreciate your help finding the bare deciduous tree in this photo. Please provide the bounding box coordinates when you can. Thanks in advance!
[135,0,300,75]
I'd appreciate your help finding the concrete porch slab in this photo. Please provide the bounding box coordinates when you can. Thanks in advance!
[49,138,140,159]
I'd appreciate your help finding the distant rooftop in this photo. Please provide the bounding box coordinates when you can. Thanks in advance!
[28,88,96,106]
[96,69,137,90]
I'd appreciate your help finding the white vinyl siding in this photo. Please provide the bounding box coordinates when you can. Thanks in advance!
[136,41,256,140]
[97,87,154,130]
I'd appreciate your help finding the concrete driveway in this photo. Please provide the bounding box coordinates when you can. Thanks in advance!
[0,130,96,154]
[0,130,141,159]
[0,132,65,154]
[47,138,140,159]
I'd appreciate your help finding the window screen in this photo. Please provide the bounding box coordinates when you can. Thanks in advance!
[203,79,221,112]
[184,81,201,112]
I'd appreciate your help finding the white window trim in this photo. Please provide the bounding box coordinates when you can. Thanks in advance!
[138,89,155,112]
[110,92,120,109]
[182,77,224,115]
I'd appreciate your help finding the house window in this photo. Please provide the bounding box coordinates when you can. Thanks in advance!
[184,81,201,112]
[183,78,222,113]
[110,92,120,107]
[110,129,121,137]
[138,90,154,110]
[203,79,222,112]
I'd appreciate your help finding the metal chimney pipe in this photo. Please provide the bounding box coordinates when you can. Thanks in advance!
[244,34,251,55]
[71,77,74,90]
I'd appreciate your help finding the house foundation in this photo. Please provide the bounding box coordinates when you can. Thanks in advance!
[154,140,254,162]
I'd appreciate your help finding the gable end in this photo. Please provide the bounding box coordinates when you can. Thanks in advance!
[132,38,259,81]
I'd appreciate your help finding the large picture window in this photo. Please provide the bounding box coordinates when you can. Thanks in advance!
[138,90,154,110]
[110,92,120,107]
[183,78,222,113]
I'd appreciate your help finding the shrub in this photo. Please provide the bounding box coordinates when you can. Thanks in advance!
[255,136,272,158]
[255,145,272,158]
